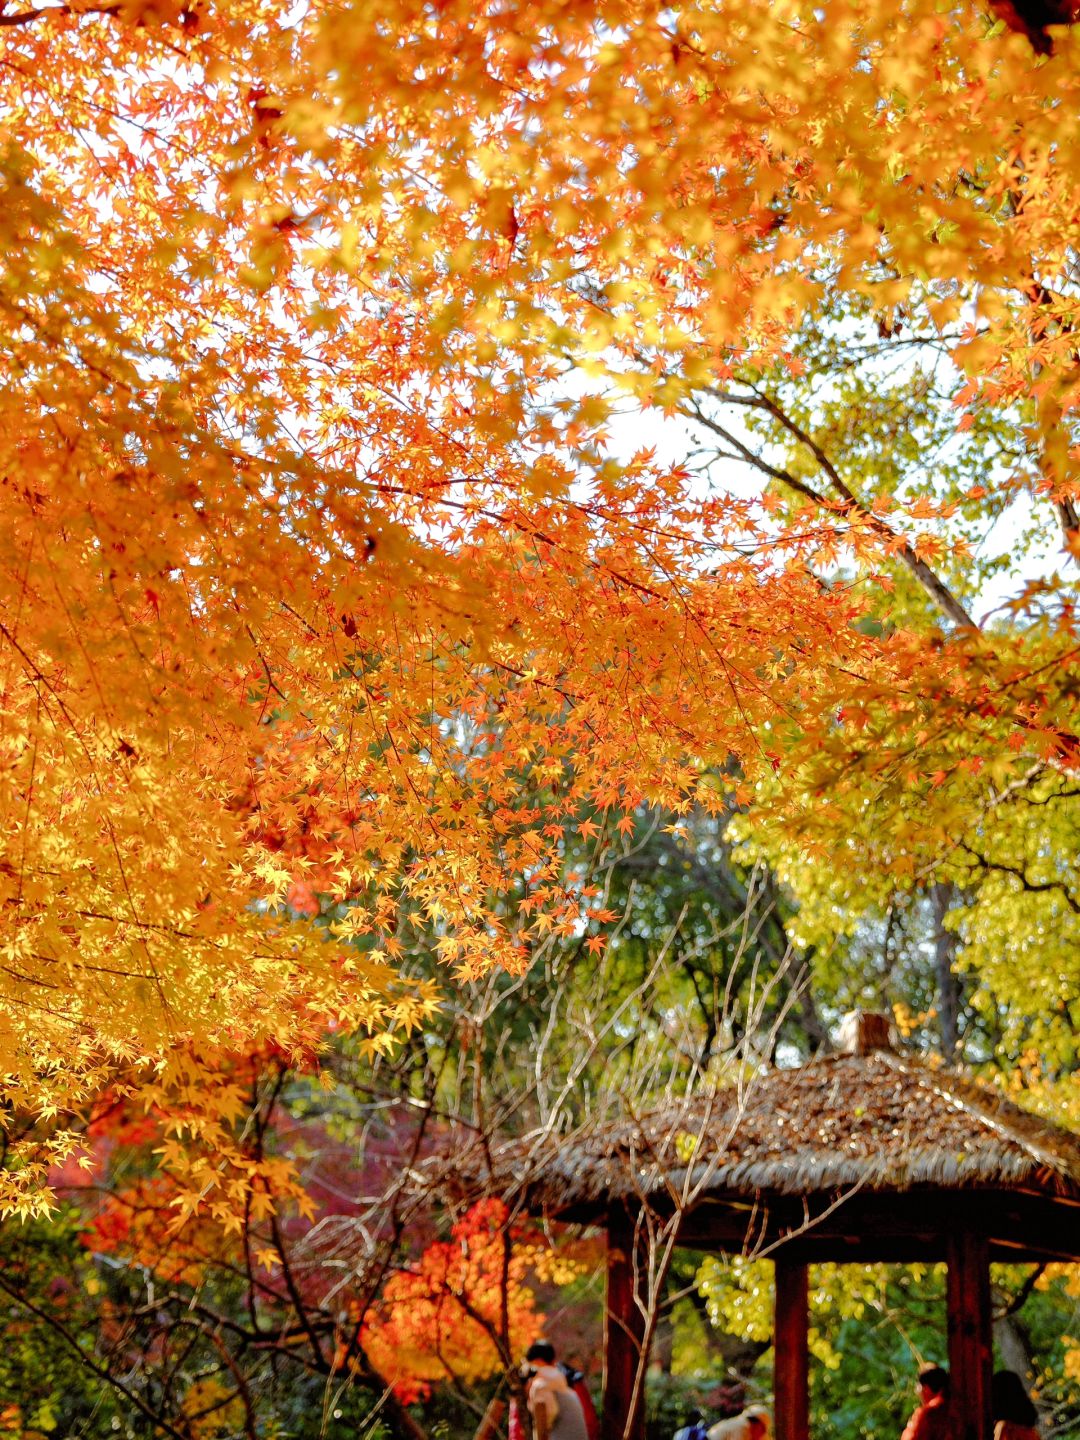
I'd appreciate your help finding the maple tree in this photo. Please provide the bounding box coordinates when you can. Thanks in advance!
[1,0,1080,1251]
[357,1198,547,1404]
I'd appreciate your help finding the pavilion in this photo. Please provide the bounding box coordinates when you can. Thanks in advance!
[461,1014,1080,1440]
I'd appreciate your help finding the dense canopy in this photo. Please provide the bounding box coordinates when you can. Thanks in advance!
[2,0,1080,1216]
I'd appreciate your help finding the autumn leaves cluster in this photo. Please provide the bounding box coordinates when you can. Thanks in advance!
[1,0,1079,1221]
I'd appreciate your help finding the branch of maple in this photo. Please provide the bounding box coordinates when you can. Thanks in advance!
[268,1168,327,1362]
[1029,394,1080,574]
[956,841,1080,915]
[0,618,172,1013]
[180,1380,244,1426]
[0,1268,192,1440]
[993,1263,1046,1319]
[488,656,582,706]
[76,1269,318,1356]
[165,1316,259,1440]
[911,763,1053,887]
[682,399,829,504]
[438,1348,491,1421]
[239,1191,271,1344]
[498,1219,513,1400]
[333,1036,460,1323]
[156,1317,203,1405]
[185,1296,344,1368]
[1013,264,1080,570]
[754,390,977,630]
[68,909,213,941]
[1057,494,1080,554]
[632,529,800,747]
[345,1358,431,1440]
[25,949,163,982]
[689,389,977,631]
[369,482,684,609]
[240,1065,287,1339]
[987,642,1080,706]
[246,623,288,706]
[0,2,118,23]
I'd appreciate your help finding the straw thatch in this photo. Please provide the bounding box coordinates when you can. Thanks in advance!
[444,1050,1080,1218]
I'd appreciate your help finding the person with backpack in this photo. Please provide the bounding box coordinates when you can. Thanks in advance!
[558,1359,600,1440]
[521,1341,590,1440]
[674,1409,710,1440]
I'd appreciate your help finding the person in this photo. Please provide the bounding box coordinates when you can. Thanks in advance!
[558,1358,600,1440]
[992,1370,1040,1440]
[523,1340,590,1440]
[901,1366,952,1440]
[707,1405,770,1440]
[674,1408,710,1440]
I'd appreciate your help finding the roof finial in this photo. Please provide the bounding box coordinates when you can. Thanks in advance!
[838,1010,895,1056]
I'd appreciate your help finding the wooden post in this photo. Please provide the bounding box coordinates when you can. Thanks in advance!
[602,1203,647,1440]
[947,1230,992,1440]
[774,1259,810,1440]
[474,1398,506,1440]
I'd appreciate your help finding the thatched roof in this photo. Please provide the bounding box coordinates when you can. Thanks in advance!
[449,1050,1080,1218]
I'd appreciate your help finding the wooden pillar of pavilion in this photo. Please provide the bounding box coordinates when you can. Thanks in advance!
[602,1202,647,1440]
[946,1230,992,1440]
[774,1258,810,1440]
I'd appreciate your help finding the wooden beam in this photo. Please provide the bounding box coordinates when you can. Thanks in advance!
[947,1230,992,1440]
[774,1259,810,1440]
[674,1187,1080,1265]
[602,1203,647,1440]
[680,1234,948,1265]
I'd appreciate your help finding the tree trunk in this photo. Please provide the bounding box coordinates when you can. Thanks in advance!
[930,882,962,1063]
[994,1314,1035,1386]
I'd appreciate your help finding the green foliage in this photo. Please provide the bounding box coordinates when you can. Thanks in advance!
[807,1267,948,1440]
[0,1214,113,1439]
[692,1260,1080,1440]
